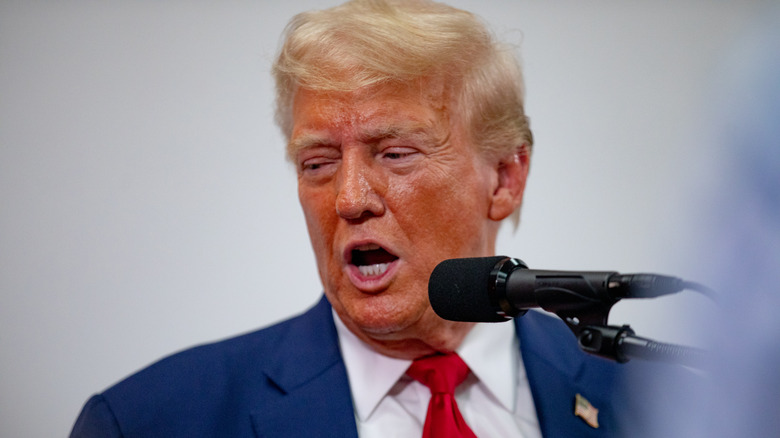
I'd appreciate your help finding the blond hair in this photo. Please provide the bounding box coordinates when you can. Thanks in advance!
[273,0,533,162]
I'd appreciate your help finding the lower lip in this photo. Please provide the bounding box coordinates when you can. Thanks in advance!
[345,259,401,293]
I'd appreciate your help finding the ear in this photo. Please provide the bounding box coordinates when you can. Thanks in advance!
[488,145,530,221]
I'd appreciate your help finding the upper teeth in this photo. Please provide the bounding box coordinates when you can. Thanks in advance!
[358,263,389,277]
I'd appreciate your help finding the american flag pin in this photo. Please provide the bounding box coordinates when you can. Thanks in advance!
[574,393,599,428]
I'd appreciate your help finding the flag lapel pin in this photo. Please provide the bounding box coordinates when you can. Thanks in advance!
[574,393,599,428]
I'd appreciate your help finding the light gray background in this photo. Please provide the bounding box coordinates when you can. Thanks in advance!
[0,1,762,436]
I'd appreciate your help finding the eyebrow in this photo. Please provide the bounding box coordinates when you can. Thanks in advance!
[287,132,337,160]
[287,120,444,159]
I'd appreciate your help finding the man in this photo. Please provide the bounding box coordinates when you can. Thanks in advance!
[71,1,688,436]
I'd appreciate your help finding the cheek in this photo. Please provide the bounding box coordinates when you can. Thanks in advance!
[299,187,348,295]
[393,167,490,249]
[299,187,337,255]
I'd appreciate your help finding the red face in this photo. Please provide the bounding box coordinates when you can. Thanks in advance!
[290,82,521,358]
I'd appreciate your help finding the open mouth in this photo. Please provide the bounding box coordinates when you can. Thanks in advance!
[350,244,399,277]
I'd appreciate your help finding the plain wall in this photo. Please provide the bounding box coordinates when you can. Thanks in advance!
[0,1,762,436]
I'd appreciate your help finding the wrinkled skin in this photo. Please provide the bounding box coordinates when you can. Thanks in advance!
[289,80,529,359]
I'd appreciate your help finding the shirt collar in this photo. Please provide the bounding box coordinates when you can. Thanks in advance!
[456,318,518,412]
[333,310,518,421]
[333,311,413,422]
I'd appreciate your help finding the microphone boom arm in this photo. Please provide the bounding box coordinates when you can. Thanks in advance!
[577,324,707,367]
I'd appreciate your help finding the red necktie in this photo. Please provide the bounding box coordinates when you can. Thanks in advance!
[406,353,478,438]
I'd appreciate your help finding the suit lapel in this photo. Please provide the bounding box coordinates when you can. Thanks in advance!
[516,310,622,437]
[250,297,358,438]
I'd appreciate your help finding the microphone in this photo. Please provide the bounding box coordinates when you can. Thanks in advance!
[428,256,689,324]
[429,256,712,365]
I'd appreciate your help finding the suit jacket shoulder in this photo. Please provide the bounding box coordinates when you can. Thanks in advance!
[70,296,357,438]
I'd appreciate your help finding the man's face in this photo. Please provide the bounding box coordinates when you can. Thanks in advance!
[290,81,503,358]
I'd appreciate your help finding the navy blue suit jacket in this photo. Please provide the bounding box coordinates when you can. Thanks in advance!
[71,296,691,437]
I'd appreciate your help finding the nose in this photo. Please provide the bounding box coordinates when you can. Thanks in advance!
[335,150,385,221]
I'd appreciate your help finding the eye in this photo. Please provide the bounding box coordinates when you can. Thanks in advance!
[297,149,341,179]
[380,147,419,161]
[300,157,336,173]
[384,151,411,160]
[296,144,341,176]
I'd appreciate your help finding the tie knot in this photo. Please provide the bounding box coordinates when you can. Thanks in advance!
[407,353,470,395]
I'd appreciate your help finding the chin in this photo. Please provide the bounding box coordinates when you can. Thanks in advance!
[346,302,425,338]
[350,309,416,336]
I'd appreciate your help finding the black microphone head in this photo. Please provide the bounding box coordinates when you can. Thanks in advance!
[428,256,510,322]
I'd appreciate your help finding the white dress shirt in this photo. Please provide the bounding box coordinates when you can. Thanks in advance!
[333,311,542,438]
